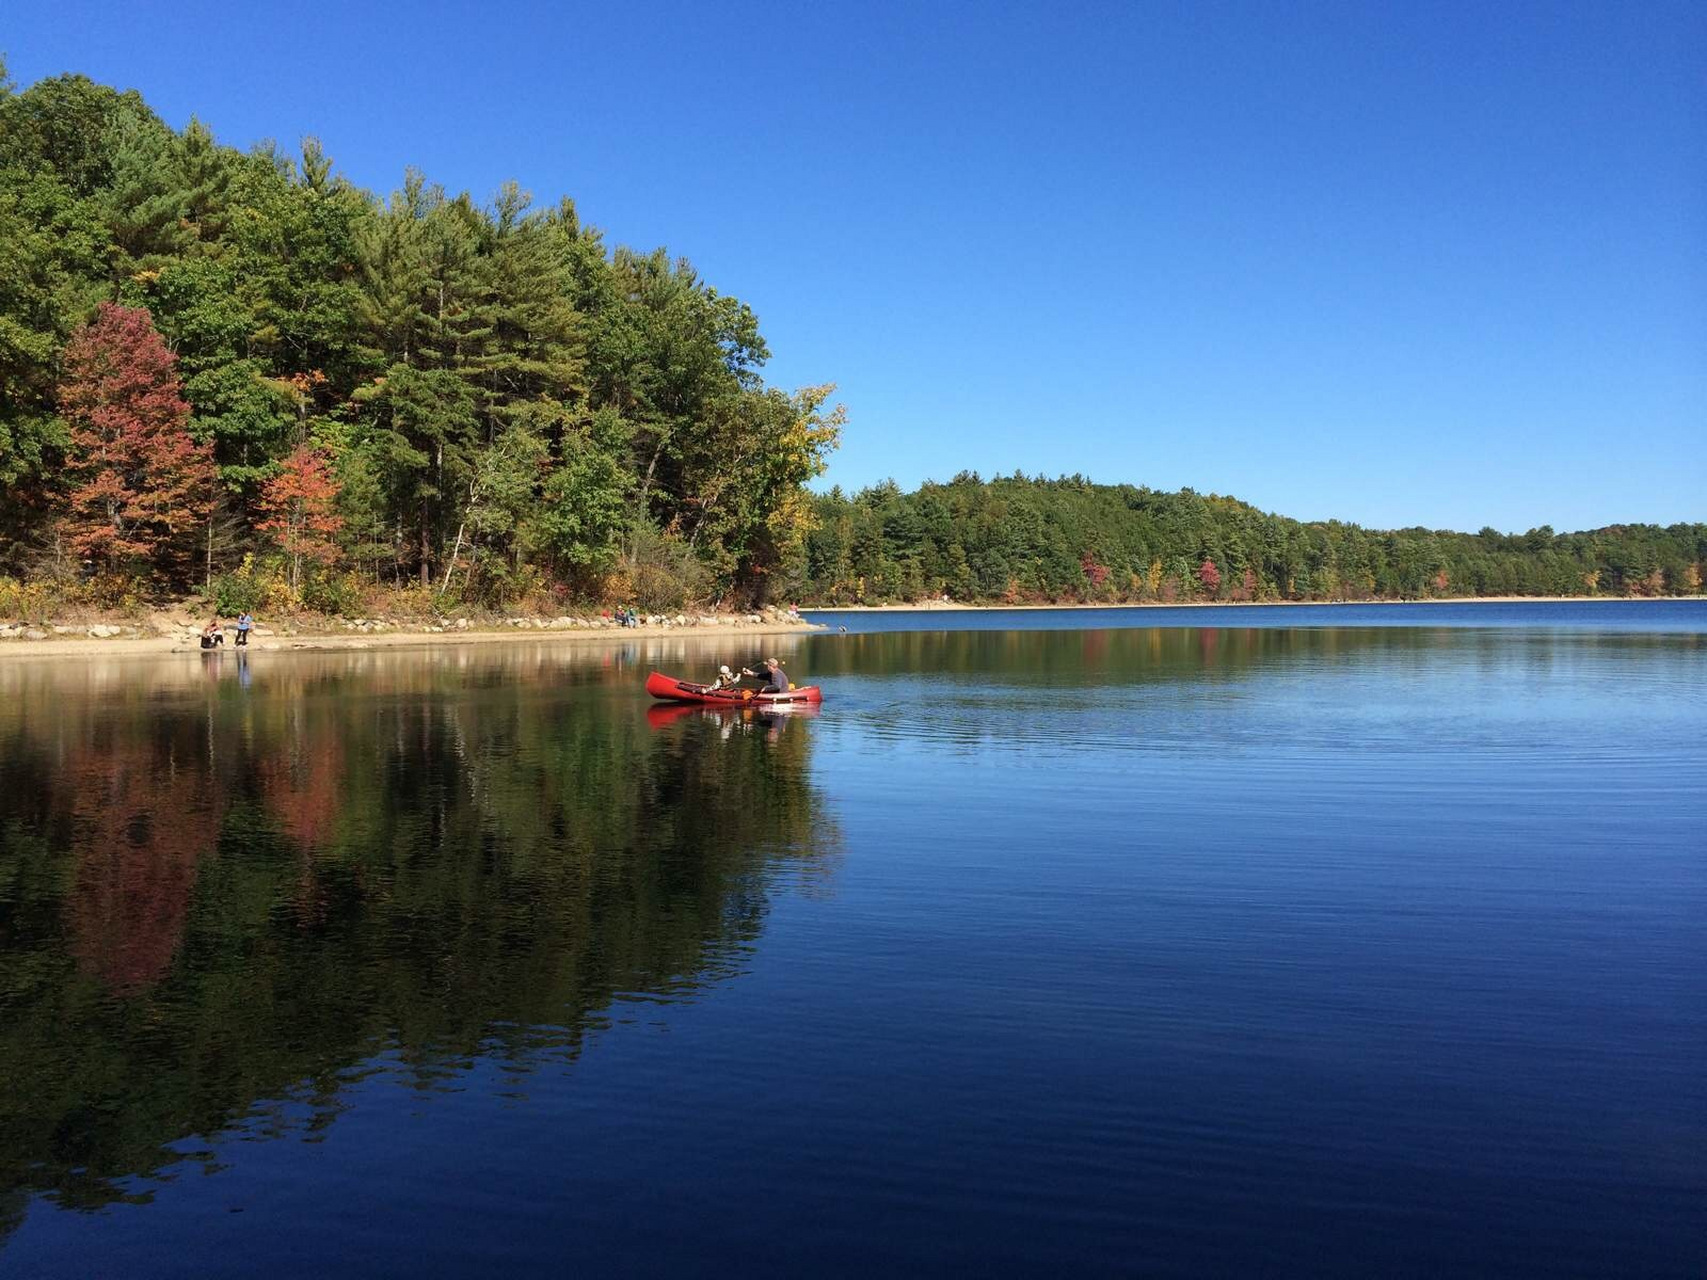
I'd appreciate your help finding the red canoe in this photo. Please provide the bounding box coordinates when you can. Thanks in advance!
[645,671,823,707]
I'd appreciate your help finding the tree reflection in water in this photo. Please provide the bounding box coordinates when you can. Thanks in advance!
[0,643,838,1217]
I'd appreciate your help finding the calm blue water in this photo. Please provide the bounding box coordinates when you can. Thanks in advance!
[0,605,1702,1276]
[805,598,1707,633]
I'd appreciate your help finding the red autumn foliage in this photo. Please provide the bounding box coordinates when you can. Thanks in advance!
[1197,557,1221,595]
[258,444,344,590]
[68,743,221,994]
[1079,552,1110,589]
[59,303,215,582]
[259,729,348,928]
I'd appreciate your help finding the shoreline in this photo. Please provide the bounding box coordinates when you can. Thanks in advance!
[3,595,1697,660]
[0,619,822,663]
[801,595,1696,612]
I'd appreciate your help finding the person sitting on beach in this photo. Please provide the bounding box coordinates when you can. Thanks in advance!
[235,611,253,647]
[200,618,224,649]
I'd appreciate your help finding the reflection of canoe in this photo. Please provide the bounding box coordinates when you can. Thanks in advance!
[645,671,824,706]
[645,703,706,729]
[645,702,821,730]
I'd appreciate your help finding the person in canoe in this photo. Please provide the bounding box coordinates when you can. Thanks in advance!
[708,664,753,691]
[759,657,790,693]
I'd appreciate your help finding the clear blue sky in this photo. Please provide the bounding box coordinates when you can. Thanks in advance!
[6,1,1703,532]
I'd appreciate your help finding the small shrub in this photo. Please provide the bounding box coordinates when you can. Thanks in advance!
[209,570,264,615]
[623,527,708,613]
[80,573,146,614]
[208,555,295,614]
[0,576,61,623]
[370,583,440,622]
[301,572,362,617]
[487,563,550,616]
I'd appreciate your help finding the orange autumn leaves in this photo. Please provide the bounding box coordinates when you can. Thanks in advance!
[257,444,343,592]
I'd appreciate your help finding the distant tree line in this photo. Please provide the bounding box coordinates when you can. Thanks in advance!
[0,66,839,613]
[802,475,1705,604]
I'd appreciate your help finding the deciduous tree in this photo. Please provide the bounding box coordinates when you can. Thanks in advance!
[1197,557,1221,596]
[257,443,343,592]
[59,303,215,583]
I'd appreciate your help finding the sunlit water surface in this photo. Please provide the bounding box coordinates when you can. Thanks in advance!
[2,605,1703,1276]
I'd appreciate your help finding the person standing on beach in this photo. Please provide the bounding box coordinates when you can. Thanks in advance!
[235,611,253,647]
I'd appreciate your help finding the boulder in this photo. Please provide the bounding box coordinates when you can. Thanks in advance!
[23,628,47,640]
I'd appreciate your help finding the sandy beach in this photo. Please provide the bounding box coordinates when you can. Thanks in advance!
[0,616,821,662]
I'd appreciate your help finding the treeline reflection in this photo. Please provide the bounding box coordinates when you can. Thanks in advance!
[0,643,835,1216]
[796,624,1704,684]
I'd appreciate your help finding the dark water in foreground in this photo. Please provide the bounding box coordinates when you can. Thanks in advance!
[1,613,1703,1276]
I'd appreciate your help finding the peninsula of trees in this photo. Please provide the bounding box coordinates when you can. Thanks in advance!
[1,67,839,616]
[1,68,1700,618]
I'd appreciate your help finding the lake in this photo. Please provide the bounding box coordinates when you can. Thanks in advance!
[1,602,1703,1276]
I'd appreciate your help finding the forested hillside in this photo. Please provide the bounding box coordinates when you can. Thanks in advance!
[0,67,1699,617]
[804,477,1705,604]
[0,66,839,614]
